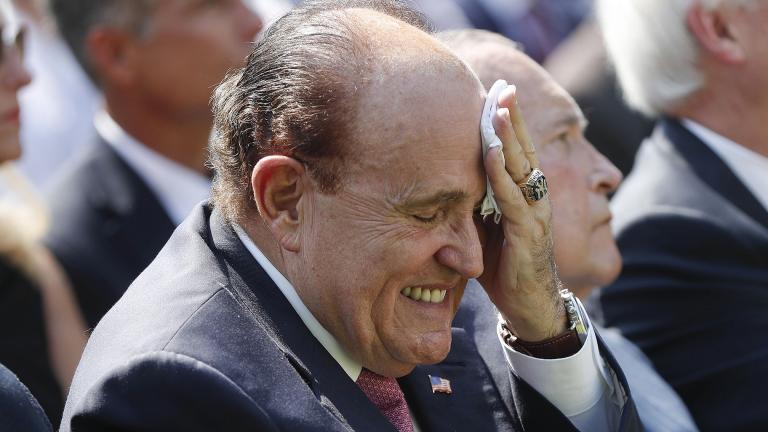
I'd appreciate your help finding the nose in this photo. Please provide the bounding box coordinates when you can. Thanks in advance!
[235,1,265,42]
[590,146,623,195]
[435,213,484,279]
[1,46,31,91]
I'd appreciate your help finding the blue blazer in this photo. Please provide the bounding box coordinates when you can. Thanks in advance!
[44,138,175,327]
[589,118,768,431]
[61,204,640,431]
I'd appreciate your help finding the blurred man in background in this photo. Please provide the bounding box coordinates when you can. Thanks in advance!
[589,1,768,430]
[46,0,263,327]
[442,29,698,432]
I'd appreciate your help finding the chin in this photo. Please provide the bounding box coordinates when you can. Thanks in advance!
[382,332,452,376]
[412,331,453,365]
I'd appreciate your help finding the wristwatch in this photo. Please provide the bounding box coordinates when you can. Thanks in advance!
[499,289,589,359]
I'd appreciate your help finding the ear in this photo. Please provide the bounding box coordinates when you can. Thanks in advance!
[687,1,746,65]
[85,28,140,86]
[251,156,307,253]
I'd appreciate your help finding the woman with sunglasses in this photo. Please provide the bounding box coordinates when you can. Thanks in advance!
[0,0,86,430]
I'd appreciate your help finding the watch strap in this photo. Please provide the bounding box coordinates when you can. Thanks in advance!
[504,325,582,359]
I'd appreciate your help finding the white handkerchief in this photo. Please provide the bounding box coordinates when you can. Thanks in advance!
[480,79,510,223]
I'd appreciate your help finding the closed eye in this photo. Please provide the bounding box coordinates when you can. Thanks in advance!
[412,212,439,223]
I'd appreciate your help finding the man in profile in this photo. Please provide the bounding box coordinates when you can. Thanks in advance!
[61,1,640,430]
[45,0,263,326]
[590,0,768,430]
[441,29,698,432]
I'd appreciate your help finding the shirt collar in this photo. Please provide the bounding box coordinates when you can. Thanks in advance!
[233,224,363,382]
[682,119,768,211]
[94,110,211,225]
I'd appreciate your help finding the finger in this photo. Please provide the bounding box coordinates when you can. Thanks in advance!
[493,107,531,184]
[499,86,539,169]
[484,146,528,223]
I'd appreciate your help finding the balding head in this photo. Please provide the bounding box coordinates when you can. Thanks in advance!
[439,29,580,152]
[210,0,479,222]
[214,1,488,377]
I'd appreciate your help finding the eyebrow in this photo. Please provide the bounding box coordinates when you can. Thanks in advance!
[554,113,588,131]
[394,189,468,210]
[390,187,487,214]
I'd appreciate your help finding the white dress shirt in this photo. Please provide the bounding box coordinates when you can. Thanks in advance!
[234,225,624,431]
[683,119,768,211]
[94,111,211,225]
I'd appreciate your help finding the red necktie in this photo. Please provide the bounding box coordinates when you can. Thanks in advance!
[356,368,414,432]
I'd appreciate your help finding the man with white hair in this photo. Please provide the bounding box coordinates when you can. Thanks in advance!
[589,1,768,430]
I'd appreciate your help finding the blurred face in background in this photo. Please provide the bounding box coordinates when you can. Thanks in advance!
[510,55,623,297]
[131,0,263,119]
[0,0,31,163]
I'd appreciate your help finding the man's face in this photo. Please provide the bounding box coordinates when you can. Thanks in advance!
[132,0,262,118]
[291,61,487,378]
[516,63,623,297]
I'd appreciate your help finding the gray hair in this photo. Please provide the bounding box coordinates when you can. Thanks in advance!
[597,0,757,116]
[208,0,432,223]
[49,0,156,83]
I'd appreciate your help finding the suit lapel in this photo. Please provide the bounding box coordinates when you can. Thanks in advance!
[208,211,396,432]
[661,118,768,230]
[402,328,513,432]
[90,140,175,295]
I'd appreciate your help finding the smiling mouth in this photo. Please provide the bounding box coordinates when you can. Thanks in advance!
[400,286,447,304]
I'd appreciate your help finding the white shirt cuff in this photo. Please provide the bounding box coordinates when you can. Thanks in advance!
[498,305,612,417]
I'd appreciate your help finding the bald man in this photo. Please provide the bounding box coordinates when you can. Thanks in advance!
[61,1,641,431]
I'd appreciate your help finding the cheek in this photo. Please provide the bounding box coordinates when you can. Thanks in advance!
[0,133,21,163]
[588,224,622,280]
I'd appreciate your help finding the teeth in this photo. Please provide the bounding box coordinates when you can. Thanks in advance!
[412,287,422,300]
[432,290,446,303]
[400,286,448,304]
[421,288,432,302]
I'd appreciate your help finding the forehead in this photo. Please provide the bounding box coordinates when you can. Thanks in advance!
[350,54,485,194]
[514,64,583,136]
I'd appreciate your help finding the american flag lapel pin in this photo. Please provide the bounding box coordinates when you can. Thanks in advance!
[428,375,452,394]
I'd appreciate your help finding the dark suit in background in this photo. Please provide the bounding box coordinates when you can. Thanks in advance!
[61,204,641,431]
[589,118,768,431]
[0,362,52,432]
[0,260,62,425]
[44,138,175,327]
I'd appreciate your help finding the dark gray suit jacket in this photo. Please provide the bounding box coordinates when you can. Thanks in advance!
[44,138,175,327]
[589,118,768,431]
[61,204,641,431]
[0,362,52,432]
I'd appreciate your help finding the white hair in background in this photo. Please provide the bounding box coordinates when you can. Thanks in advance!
[597,0,754,116]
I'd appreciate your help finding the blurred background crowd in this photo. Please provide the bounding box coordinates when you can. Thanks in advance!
[1,0,766,431]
